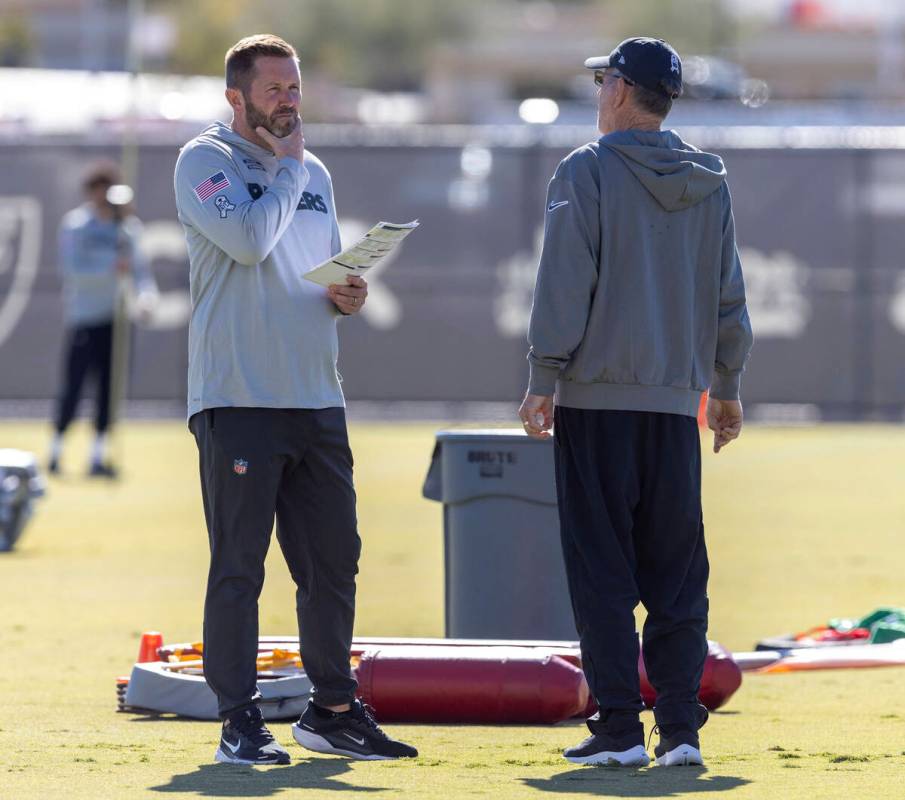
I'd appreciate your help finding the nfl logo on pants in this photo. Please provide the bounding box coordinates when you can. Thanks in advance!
[233,459,248,475]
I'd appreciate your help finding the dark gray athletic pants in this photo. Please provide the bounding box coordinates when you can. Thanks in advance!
[190,406,361,719]
[554,406,709,730]
[55,321,113,435]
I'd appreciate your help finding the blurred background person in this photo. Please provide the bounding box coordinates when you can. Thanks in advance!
[48,161,157,478]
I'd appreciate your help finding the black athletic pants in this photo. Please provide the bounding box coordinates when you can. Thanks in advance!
[554,406,709,730]
[190,406,361,719]
[54,321,113,435]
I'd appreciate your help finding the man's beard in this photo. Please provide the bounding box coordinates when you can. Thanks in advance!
[244,95,296,137]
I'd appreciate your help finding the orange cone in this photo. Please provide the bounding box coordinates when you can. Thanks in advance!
[137,631,164,663]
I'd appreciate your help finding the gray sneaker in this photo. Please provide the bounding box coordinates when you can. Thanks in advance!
[653,726,703,766]
[652,707,708,767]
[564,711,649,767]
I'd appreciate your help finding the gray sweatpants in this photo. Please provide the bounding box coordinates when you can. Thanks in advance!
[190,406,361,718]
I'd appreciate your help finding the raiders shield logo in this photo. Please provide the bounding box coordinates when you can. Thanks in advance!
[214,195,236,219]
[0,197,42,350]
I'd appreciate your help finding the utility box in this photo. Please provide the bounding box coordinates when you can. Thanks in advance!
[422,430,576,639]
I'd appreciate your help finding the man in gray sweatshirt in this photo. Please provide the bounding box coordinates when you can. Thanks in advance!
[519,38,753,768]
[174,34,416,765]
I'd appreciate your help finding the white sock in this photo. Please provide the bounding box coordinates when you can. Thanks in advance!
[49,434,63,461]
[91,433,108,465]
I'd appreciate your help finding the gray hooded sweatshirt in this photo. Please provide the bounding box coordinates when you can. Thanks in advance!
[174,122,344,420]
[527,129,753,416]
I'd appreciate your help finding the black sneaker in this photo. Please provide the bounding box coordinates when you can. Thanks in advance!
[48,458,60,475]
[564,711,649,767]
[215,706,290,765]
[88,461,118,479]
[653,707,708,767]
[291,699,417,760]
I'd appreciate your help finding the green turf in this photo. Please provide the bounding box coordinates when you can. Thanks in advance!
[2,420,904,799]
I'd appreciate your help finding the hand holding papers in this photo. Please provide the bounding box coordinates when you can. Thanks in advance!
[303,220,419,288]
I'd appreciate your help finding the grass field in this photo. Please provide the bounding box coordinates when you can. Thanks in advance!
[2,420,905,799]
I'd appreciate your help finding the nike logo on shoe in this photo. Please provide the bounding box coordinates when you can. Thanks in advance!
[547,200,569,212]
[343,733,366,746]
[224,739,241,754]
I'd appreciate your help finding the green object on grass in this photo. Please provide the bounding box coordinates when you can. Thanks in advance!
[827,607,905,641]
[871,621,905,644]
[856,607,905,630]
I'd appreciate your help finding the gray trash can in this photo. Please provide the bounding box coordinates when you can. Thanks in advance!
[0,449,45,552]
[422,429,577,640]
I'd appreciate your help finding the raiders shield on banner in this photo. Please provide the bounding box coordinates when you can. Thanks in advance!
[0,197,42,351]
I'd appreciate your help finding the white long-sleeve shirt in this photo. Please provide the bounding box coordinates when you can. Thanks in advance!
[174,122,344,420]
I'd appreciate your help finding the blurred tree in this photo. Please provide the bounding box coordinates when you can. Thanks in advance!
[153,0,248,77]
[600,0,740,57]
[0,14,34,67]
[156,0,478,90]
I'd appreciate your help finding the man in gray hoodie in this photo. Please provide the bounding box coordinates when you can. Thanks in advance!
[519,37,753,768]
[174,34,416,765]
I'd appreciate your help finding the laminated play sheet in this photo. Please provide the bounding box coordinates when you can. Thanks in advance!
[303,219,419,287]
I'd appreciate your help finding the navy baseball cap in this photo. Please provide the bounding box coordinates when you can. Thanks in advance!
[585,37,683,99]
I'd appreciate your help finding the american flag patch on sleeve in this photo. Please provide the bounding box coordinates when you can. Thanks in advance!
[193,171,231,202]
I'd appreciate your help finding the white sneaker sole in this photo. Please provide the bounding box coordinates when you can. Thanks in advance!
[214,746,288,766]
[655,744,704,767]
[565,743,651,767]
[291,723,393,761]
